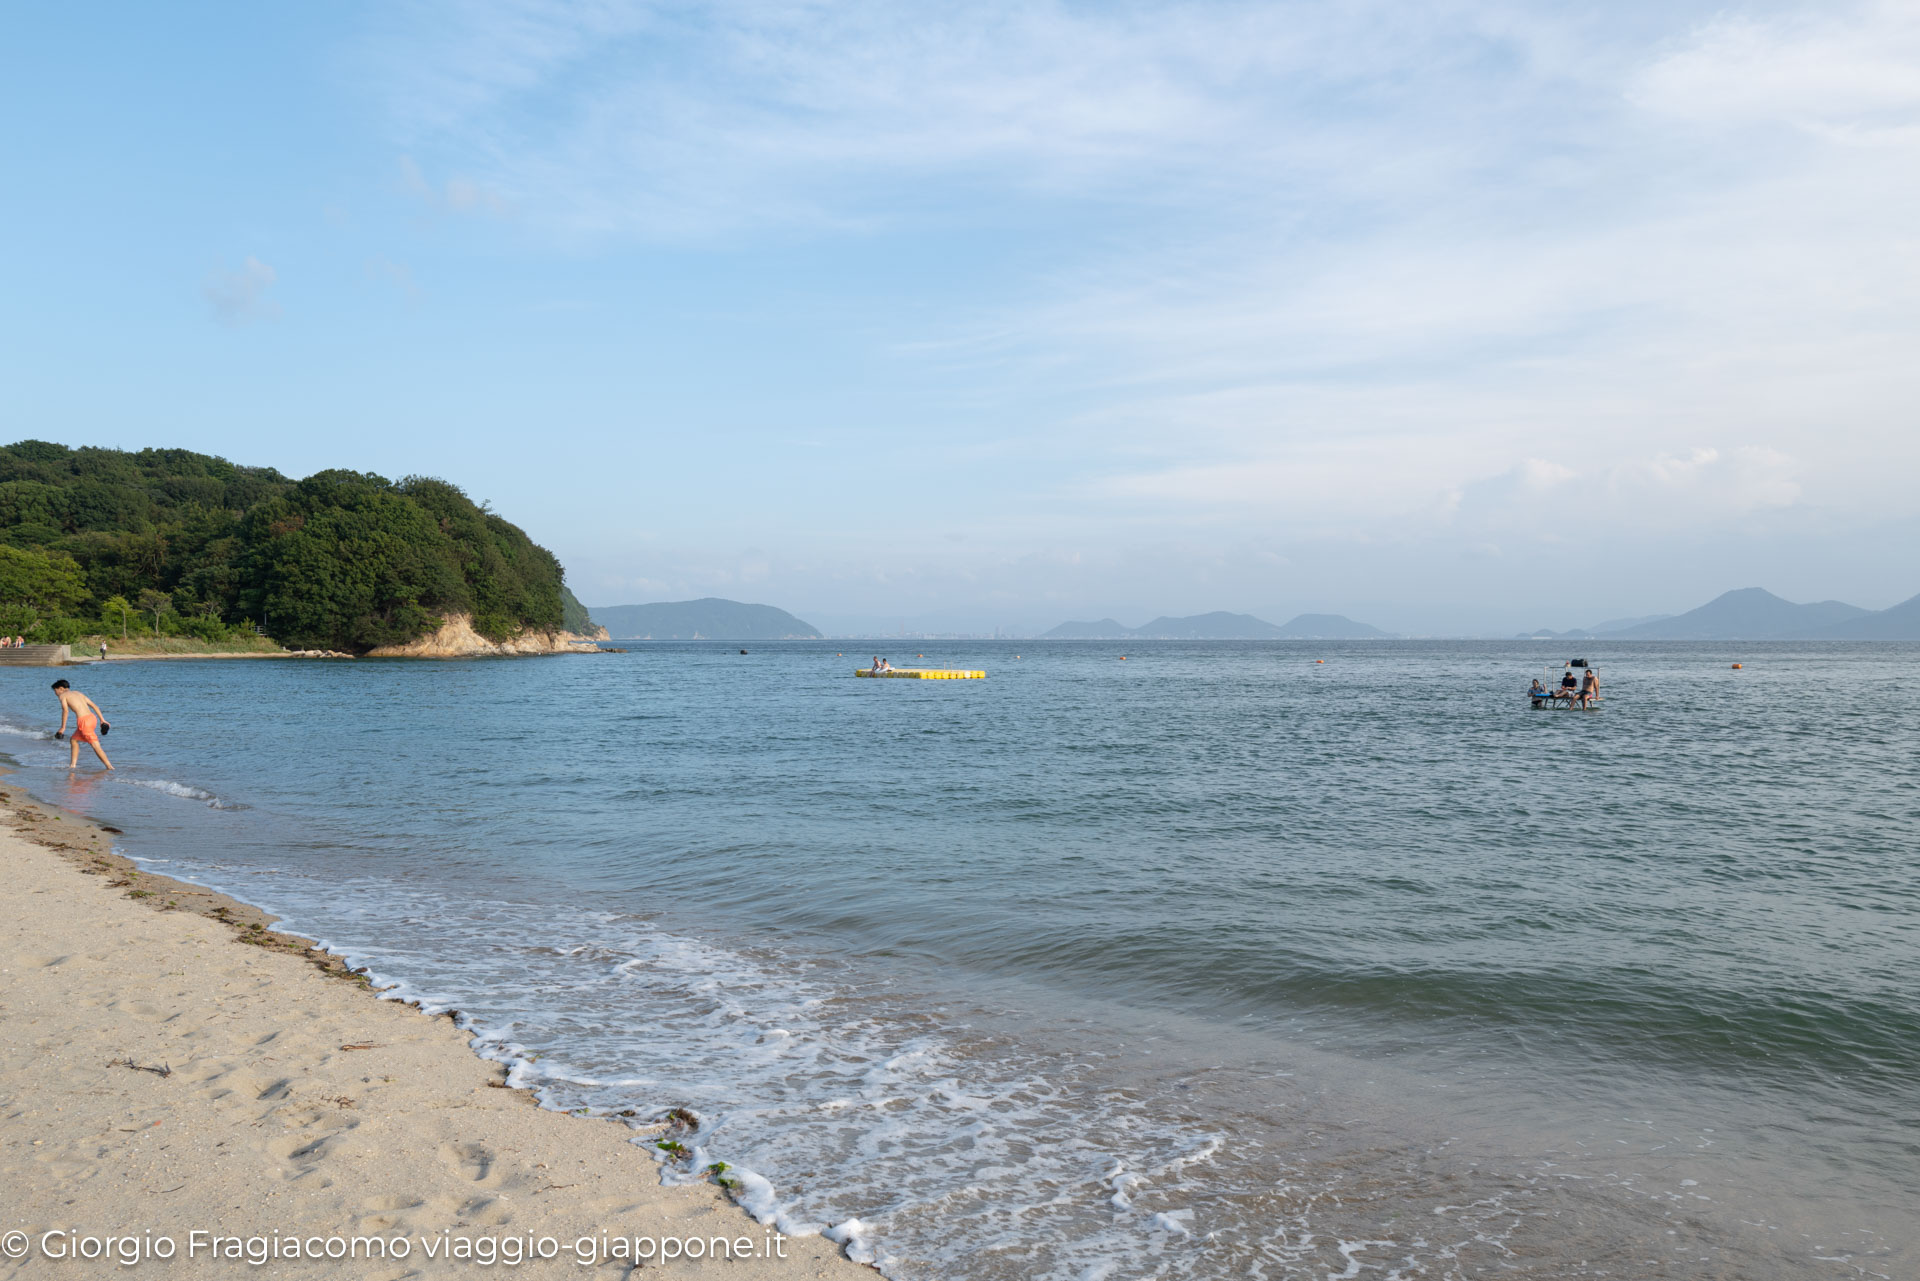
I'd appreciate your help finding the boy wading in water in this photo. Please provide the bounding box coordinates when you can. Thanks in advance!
[52,678,112,770]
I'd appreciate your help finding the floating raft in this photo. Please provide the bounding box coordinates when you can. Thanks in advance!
[856,668,985,680]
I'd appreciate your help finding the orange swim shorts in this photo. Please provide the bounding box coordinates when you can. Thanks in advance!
[72,714,99,744]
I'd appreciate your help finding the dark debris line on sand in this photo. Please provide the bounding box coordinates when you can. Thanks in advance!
[0,786,380,990]
[0,779,860,1259]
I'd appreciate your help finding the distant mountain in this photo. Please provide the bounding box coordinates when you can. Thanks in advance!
[1271,613,1393,639]
[1042,618,1133,639]
[1589,613,1674,634]
[1042,611,1392,640]
[1610,588,1870,640]
[1815,591,1920,639]
[1519,613,1673,640]
[590,597,822,639]
[1130,611,1287,639]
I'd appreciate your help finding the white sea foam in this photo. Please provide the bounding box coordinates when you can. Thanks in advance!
[219,884,1278,1279]
[138,873,1580,1281]
[0,721,52,740]
[124,778,245,809]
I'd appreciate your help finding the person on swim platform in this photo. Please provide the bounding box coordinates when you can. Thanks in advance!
[1579,668,1599,708]
[52,678,113,770]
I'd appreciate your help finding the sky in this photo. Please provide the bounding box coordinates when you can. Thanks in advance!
[3,1,1917,635]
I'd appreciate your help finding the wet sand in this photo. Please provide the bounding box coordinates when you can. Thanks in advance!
[0,792,872,1279]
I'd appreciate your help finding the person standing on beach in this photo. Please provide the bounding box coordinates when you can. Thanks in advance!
[51,679,112,770]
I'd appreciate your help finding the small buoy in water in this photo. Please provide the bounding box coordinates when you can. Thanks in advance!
[1316,659,1325,664]
[740,649,748,654]
[1731,662,1742,669]
[1119,656,1127,661]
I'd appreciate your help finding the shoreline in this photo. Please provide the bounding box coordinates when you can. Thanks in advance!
[0,784,874,1279]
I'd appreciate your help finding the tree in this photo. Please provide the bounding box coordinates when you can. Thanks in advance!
[100,594,132,640]
[136,588,172,637]
[0,544,88,615]
[0,442,572,653]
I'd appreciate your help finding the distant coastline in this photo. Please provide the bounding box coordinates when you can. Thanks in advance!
[590,598,822,641]
[1522,586,1920,641]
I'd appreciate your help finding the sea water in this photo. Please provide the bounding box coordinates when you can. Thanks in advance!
[3,642,1914,1279]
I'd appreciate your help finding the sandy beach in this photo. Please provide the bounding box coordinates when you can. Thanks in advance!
[0,793,872,1279]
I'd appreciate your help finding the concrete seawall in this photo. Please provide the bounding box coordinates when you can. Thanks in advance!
[0,644,71,666]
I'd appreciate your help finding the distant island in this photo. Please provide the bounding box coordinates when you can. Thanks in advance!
[1043,611,1392,640]
[1521,587,1920,641]
[0,440,597,655]
[590,598,823,640]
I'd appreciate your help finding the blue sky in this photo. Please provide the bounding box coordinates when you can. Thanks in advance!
[4,1,1917,634]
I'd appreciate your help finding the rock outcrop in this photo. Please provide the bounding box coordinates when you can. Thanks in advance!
[363,614,606,659]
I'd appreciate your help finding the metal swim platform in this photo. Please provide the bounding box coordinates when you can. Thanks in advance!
[1530,658,1601,709]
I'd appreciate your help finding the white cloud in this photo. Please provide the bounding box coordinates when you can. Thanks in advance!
[202,257,280,324]
[1632,1,1920,143]
[364,0,1561,237]
[359,1,1920,618]
[398,155,511,215]
[1438,446,1801,542]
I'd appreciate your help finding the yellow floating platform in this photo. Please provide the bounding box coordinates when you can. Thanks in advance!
[856,668,985,680]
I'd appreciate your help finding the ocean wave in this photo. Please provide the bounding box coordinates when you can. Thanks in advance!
[125,778,246,810]
[0,722,53,740]
[273,893,1391,1281]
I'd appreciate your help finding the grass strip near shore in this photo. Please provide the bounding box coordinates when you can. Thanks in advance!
[0,787,872,1279]
[81,634,293,658]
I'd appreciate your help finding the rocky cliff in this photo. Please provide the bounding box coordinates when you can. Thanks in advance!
[363,614,606,658]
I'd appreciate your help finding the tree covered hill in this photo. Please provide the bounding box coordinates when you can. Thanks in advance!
[0,440,586,652]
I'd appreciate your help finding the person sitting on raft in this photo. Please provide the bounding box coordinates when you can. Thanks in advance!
[1578,668,1599,707]
[1529,678,1548,700]
[1558,670,1579,703]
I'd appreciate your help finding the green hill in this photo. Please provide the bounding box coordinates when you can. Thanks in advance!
[0,440,577,653]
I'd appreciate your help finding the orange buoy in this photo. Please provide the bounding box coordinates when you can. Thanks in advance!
[1731,663,1742,669]
[1119,656,1127,661]
[1316,659,1325,664]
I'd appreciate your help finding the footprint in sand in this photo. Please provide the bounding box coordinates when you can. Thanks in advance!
[458,1196,513,1227]
[283,1105,358,1134]
[357,1193,423,1232]
[111,1000,173,1022]
[263,1127,352,1177]
[439,1142,495,1183]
